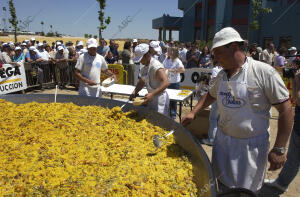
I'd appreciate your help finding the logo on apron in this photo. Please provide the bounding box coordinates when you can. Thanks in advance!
[96,62,101,68]
[220,91,246,108]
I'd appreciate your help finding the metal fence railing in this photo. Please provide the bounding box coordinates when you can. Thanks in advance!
[24,60,79,89]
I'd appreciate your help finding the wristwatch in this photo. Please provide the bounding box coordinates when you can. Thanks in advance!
[272,147,286,155]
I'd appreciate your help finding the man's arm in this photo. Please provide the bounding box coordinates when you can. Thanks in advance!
[268,100,293,171]
[181,92,216,126]
[129,79,145,100]
[74,69,96,86]
[142,68,169,105]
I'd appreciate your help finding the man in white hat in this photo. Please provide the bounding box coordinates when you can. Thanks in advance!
[181,27,293,193]
[30,37,36,46]
[149,41,162,60]
[129,43,170,115]
[74,38,116,97]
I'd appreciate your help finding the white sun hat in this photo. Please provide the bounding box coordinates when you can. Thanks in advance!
[30,37,35,41]
[29,46,36,51]
[15,46,22,51]
[132,39,138,43]
[211,27,244,51]
[77,41,84,46]
[57,46,64,51]
[87,38,98,48]
[289,47,297,51]
[133,43,149,63]
[149,41,162,54]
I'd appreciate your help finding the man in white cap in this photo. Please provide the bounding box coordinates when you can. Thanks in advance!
[129,43,170,115]
[30,37,36,46]
[74,38,116,97]
[54,46,69,89]
[181,27,293,193]
[288,47,298,65]
[149,41,162,60]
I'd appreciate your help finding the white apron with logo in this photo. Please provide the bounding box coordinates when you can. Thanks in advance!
[78,83,102,98]
[213,61,269,191]
[142,61,169,116]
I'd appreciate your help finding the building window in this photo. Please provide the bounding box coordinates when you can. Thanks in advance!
[279,36,292,50]
[232,25,248,39]
[263,37,274,49]
[195,28,201,41]
[206,25,215,41]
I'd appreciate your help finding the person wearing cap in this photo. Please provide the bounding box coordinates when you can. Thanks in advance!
[12,47,25,67]
[130,43,170,115]
[74,38,116,97]
[25,46,42,62]
[132,39,138,51]
[149,41,162,60]
[76,41,85,55]
[181,27,293,193]
[54,46,69,89]
[288,47,298,65]
[0,44,12,64]
[30,37,36,46]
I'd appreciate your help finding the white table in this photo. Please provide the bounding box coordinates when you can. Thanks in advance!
[101,84,193,120]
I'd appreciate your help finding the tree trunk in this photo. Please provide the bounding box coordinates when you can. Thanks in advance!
[99,28,102,39]
[14,28,17,42]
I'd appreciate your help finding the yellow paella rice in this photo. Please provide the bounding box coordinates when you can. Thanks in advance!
[0,100,198,196]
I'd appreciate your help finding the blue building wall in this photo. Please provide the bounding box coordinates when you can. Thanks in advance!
[258,0,300,48]
[178,0,201,42]
[171,0,300,48]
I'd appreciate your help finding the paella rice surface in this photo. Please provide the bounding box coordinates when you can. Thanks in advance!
[0,100,197,196]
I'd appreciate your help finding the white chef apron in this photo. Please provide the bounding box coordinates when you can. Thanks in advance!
[78,82,102,98]
[142,62,169,116]
[213,61,269,191]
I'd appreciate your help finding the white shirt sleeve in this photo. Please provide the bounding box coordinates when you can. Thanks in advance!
[100,55,108,71]
[75,54,84,71]
[175,58,184,69]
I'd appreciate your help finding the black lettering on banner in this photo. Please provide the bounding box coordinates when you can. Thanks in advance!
[5,85,8,91]
[9,83,13,90]
[6,67,13,77]
[191,72,200,83]
[14,66,21,76]
[0,69,6,78]
[17,82,23,88]
[180,73,185,82]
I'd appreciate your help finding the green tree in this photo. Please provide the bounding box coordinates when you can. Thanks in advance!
[96,0,111,39]
[84,34,89,38]
[250,0,272,42]
[50,25,53,32]
[251,0,272,30]
[93,35,98,39]
[8,0,18,42]
[41,21,44,32]
[88,34,92,38]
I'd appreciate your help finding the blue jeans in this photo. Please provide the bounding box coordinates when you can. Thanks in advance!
[168,82,180,119]
[208,101,219,142]
[276,107,300,188]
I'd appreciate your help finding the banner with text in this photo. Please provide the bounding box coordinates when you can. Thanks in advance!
[180,68,212,90]
[0,64,27,94]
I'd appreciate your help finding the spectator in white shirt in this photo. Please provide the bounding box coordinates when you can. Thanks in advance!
[163,47,185,119]
[262,42,276,66]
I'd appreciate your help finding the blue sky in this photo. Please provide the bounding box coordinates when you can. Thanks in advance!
[0,0,182,40]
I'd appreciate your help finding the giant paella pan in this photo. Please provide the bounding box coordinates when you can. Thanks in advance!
[0,94,216,196]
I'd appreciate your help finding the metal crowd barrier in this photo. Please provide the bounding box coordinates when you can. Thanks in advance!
[23,61,136,91]
[24,60,79,90]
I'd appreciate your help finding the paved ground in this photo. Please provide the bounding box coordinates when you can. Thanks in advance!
[27,87,299,196]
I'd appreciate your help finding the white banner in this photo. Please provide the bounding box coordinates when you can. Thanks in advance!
[0,64,27,94]
[180,68,212,90]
